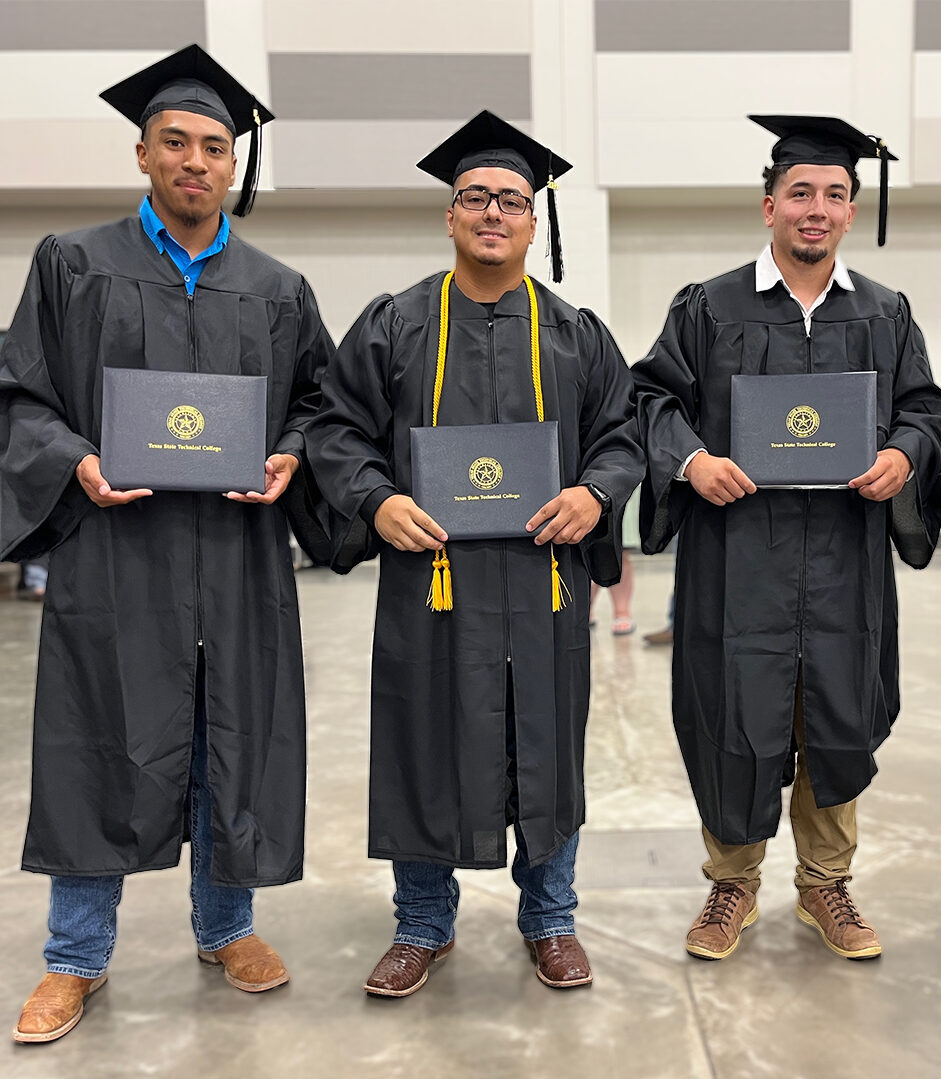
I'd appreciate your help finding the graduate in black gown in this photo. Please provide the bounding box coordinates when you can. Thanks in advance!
[308,112,644,995]
[632,115,941,962]
[1,46,334,1042]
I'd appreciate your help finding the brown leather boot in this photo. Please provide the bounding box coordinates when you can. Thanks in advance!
[797,879,882,959]
[12,972,107,1043]
[686,882,759,960]
[363,939,454,997]
[197,934,289,992]
[527,935,593,988]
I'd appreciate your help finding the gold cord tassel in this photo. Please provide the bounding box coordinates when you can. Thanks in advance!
[550,543,572,613]
[426,546,453,612]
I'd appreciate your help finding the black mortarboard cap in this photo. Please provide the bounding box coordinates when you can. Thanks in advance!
[749,114,898,246]
[416,110,574,282]
[100,44,274,217]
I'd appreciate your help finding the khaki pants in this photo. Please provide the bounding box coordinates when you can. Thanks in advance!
[702,676,857,894]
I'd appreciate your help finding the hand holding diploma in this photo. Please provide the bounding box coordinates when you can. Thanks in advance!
[77,454,153,506]
[375,494,448,552]
[685,453,757,505]
[225,454,299,504]
[848,448,911,501]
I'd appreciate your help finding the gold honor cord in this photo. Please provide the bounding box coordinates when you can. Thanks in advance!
[426,272,570,613]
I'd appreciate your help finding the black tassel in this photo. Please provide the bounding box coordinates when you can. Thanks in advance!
[546,176,563,283]
[877,139,889,247]
[232,106,262,217]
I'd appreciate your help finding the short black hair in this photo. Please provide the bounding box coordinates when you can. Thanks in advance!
[763,163,860,200]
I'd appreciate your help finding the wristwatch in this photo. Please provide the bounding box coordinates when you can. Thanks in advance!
[583,483,611,515]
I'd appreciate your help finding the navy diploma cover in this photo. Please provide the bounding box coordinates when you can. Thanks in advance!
[100,368,267,493]
[730,371,877,487]
[410,421,561,539]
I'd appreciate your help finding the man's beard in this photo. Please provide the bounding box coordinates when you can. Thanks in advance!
[473,252,506,266]
[791,243,829,265]
[180,210,205,230]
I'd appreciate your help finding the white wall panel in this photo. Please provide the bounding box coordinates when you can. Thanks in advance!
[0,51,168,119]
[913,118,941,183]
[0,120,144,187]
[264,0,530,54]
[599,118,773,186]
[914,52,941,117]
[271,119,531,190]
[596,52,853,121]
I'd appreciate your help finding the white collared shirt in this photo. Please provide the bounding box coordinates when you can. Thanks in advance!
[755,243,855,336]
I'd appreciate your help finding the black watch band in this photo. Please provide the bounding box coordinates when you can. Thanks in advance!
[584,483,611,514]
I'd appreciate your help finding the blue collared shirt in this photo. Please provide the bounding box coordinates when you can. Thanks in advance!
[138,196,230,294]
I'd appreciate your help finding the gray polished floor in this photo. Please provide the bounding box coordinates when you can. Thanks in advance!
[2,553,939,1078]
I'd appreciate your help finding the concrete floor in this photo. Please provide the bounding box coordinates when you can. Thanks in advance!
[2,552,939,1079]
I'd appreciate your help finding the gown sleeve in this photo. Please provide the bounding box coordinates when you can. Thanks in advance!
[0,236,99,561]
[630,283,714,554]
[574,309,646,586]
[278,277,339,565]
[304,296,399,572]
[883,293,941,568]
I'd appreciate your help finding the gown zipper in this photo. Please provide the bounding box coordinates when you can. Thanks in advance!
[489,318,512,664]
[187,291,204,647]
[797,319,812,659]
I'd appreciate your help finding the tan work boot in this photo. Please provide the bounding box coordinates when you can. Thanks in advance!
[197,934,289,992]
[797,879,882,959]
[12,972,107,1043]
[686,882,759,960]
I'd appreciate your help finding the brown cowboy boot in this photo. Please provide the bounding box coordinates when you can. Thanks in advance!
[797,879,882,959]
[197,934,289,992]
[12,972,107,1043]
[527,935,593,988]
[686,882,759,960]
[364,939,455,997]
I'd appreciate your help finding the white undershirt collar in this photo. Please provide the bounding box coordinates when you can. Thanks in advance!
[755,244,854,335]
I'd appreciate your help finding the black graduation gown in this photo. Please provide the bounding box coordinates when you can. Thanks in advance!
[0,217,335,885]
[632,263,941,845]
[307,272,644,868]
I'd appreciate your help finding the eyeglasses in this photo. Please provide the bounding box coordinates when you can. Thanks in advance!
[452,187,533,215]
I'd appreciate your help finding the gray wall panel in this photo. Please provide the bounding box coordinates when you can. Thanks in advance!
[0,1,205,50]
[270,53,531,121]
[916,0,941,49]
[595,0,850,52]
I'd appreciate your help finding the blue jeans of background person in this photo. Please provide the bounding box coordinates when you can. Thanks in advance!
[23,561,49,593]
[392,831,580,950]
[44,660,254,977]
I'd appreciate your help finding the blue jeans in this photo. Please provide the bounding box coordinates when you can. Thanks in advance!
[392,831,580,950]
[44,663,254,977]
[23,561,49,592]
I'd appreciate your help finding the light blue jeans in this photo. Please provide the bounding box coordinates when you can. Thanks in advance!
[392,831,580,950]
[44,668,254,977]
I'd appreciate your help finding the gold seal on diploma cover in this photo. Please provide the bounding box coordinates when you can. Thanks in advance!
[469,456,503,491]
[167,405,205,440]
[786,405,820,439]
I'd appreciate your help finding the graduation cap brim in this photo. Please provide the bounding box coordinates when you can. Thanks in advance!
[749,114,897,169]
[416,110,572,192]
[100,43,274,138]
[750,114,897,246]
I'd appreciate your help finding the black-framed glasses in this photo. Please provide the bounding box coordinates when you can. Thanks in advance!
[452,186,533,215]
